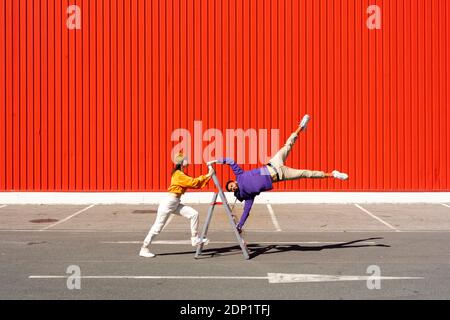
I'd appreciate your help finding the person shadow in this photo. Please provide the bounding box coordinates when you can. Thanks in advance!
[158,237,390,260]
[245,237,390,259]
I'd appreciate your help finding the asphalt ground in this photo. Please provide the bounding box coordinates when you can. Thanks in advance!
[1,203,450,300]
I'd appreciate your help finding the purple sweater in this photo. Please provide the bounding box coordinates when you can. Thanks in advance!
[220,158,273,228]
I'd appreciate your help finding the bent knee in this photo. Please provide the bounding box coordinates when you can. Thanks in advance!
[190,210,199,218]
[187,209,199,219]
[179,205,199,219]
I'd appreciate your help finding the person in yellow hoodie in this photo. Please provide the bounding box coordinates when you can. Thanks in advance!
[139,153,213,258]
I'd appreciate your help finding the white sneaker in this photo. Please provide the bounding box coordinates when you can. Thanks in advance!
[299,114,311,131]
[332,170,349,181]
[191,236,210,247]
[139,247,155,258]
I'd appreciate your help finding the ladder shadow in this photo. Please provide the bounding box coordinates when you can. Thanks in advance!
[158,237,390,260]
[246,237,390,259]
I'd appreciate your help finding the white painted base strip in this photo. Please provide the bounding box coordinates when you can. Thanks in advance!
[29,273,423,283]
[0,204,7,209]
[1,192,450,204]
[354,204,401,232]
[441,204,450,209]
[40,204,96,231]
[266,204,282,231]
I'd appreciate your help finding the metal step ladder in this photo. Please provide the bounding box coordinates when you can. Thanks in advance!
[195,163,250,260]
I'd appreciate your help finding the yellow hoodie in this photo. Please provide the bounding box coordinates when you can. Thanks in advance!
[168,170,211,195]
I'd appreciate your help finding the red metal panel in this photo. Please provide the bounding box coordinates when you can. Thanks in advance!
[341,0,349,190]
[0,0,5,190]
[48,0,55,190]
[441,0,449,189]
[123,0,131,190]
[425,0,433,190]
[160,0,168,188]
[19,0,27,190]
[61,0,68,190]
[68,0,76,190]
[117,0,124,190]
[12,0,19,190]
[1,0,449,192]
[5,0,12,190]
[447,0,450,189]
[24,0,34,190]
[404,0,410,190]
[137,0,145,190]
[96,0,104,190]
[54,0,61,189]
[130,0,137,190]
[109,0,117,190]
[411,0,419,190]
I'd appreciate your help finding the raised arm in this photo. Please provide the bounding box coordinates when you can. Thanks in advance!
[174,171,211,189]
[217,158,244,176]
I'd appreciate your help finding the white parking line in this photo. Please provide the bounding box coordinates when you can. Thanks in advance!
[441,204,450,209]
[101,240,378,245]
[0,205,7,209]
[354,204,401,232]
[267,204,282,232]
[40,204,96,231]
[29,275,268,280]
[29,273,423,283]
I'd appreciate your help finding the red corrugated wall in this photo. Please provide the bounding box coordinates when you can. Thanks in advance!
[0,0,449,192]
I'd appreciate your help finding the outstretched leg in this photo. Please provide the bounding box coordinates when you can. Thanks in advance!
[279,167,348,181]
[269,115,310,168]
[280,167,326,180]
[139,196,179,258]
[269,132,299,168]
[142,204,173,247]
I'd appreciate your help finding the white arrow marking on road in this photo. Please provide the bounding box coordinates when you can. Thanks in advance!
[266,273,423,283]
[29,273,423,283]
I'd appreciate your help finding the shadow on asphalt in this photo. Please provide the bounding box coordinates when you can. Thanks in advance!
[157,237,390,260]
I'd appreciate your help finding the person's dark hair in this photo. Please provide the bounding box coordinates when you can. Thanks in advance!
[226,180,242,202]
[171,163,183,175]
[225,180,235,192]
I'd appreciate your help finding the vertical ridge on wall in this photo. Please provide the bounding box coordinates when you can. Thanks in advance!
[0,0,5,191]
[0,0,449,192]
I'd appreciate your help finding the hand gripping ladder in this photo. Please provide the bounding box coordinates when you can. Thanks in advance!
[195,163,250,260]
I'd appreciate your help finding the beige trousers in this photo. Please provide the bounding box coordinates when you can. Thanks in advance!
[267,132,325,181]
[143,194,199,247]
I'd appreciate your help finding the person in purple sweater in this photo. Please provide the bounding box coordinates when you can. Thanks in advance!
[213,115,349,233]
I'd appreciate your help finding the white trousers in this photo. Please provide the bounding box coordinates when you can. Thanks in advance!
[143,194,199,247]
